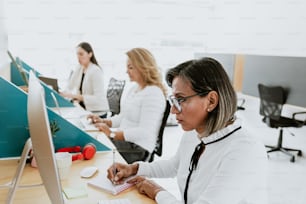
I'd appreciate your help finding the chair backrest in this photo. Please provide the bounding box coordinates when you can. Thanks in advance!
[107,77,125,116]
[258,83,287,120]
[148,101,171,162]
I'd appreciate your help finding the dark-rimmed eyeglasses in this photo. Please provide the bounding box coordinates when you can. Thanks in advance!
[168,92,209,113]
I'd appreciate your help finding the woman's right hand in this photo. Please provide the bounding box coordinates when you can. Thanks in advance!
[107,163,139,185]
[60,91,74,99]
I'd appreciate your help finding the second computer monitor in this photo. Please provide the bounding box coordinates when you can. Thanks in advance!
[27,71,65,204]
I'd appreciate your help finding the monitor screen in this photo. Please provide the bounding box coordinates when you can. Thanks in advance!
[39,76,59,92]
[27,71,64,203]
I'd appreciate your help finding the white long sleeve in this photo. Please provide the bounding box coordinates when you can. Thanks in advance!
[110,84,166,152]
[137,119,268,204]
[66,63,109,112]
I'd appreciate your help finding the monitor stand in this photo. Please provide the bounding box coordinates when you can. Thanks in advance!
[5,138,43,204]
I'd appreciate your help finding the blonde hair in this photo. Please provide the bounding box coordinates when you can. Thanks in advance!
[126,48,167,97]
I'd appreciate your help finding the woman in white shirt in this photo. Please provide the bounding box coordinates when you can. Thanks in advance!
[89,48,167,164]
[106,57,268,204]
[60,42,109,112]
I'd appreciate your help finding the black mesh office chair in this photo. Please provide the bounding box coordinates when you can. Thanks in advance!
[258,83,305,162]
[106,77,125,116]
[146,101,171,162]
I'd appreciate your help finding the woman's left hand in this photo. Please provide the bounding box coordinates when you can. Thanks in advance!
[95,123,111,136]
[128,176,164,200]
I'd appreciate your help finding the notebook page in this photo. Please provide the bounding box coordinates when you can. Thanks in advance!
[88,176,134,195]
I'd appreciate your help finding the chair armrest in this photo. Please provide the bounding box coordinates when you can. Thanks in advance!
[237,98,246,111]
[292,111,306,122]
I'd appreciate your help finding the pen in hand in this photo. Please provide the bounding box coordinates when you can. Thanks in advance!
[112,149,117,184]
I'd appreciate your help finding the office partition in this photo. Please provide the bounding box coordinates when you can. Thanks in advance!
[0,77,110,158]
[242,55,306,107]
[10,58,74,107]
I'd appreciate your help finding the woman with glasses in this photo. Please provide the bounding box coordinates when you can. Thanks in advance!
[106,57,268,204]
[88,48,167,164]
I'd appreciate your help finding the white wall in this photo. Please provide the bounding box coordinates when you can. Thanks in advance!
[3,0,306,88]
[0,0,9,79]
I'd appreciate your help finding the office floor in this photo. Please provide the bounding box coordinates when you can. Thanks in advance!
[153,94,306,204]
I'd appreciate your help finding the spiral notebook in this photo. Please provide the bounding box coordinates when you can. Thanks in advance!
[88,176,134,195]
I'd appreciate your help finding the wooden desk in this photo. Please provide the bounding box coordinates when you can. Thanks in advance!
[0,105,155,203]
[0,151,155,204]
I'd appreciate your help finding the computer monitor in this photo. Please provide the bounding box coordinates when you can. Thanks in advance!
[27,71,65,203]
[50,91,62,115]
[39,76,59,92]
[7,50,29,86]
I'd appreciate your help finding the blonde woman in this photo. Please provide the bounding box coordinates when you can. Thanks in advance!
[89,48,167,163]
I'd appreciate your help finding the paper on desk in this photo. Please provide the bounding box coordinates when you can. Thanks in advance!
[98,198,132,204]
[88,175,134,195]
[63,186,88,199]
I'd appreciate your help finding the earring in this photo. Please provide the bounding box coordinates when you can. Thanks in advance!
[207,108,210,112]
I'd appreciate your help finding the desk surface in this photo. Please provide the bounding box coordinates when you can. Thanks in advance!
[0,106,155,203]
[0,151,155,204]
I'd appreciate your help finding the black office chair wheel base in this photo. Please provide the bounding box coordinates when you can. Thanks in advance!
[297,151,302,156]
[290,156,295,163]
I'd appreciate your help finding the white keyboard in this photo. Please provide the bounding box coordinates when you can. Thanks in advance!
[67,117,98,131]
[79,117,98,131]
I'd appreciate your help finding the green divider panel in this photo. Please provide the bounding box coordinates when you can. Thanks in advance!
[0,77,110,158]
[17,57,41,75]
[42,84,74,108]
[0,77,29,158]
[10,58,74,107]
[10,61,29,86]
[48,109,110,151]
